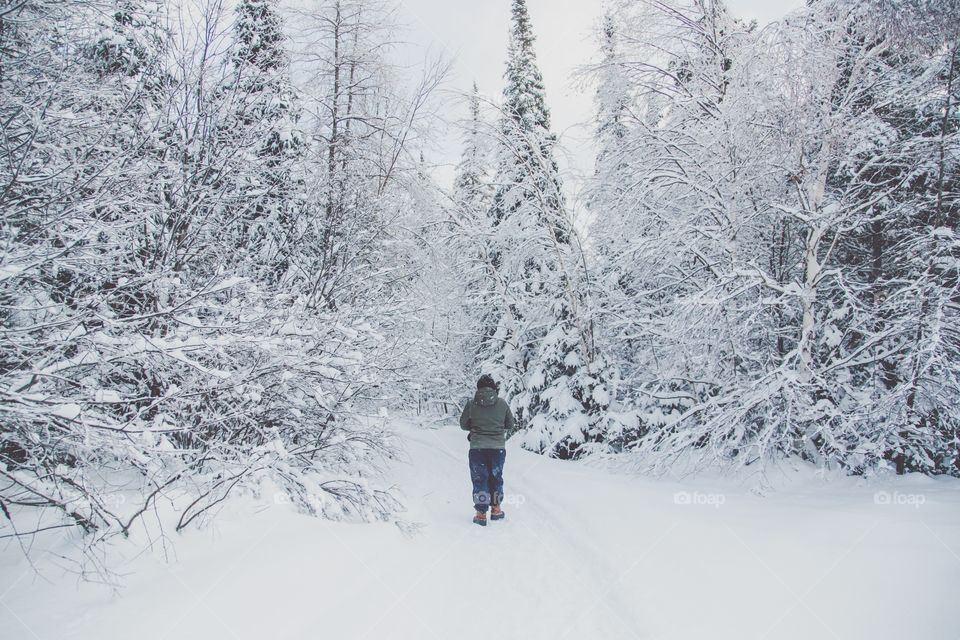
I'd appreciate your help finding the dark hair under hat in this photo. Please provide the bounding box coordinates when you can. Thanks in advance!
[477,374,498,391]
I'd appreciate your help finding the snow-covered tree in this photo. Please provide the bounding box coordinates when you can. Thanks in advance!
[0,0,448,567]
[227,0,304,281]
[482,0,618,457]
[585,0,762,463]
[445,83,498,371]
[587,0,960,475]
[453,83,494,218]
[585,11,643,382]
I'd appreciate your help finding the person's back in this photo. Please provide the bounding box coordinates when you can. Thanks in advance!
[461,385,512,449]
[459,375,514,527]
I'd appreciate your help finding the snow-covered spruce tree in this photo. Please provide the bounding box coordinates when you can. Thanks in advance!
[486,0,618,458]
[227,0,305,282]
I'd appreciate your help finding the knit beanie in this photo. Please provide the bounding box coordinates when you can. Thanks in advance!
[477,374,498,391]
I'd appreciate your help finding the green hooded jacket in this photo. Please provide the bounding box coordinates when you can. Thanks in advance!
[460,387,515,449]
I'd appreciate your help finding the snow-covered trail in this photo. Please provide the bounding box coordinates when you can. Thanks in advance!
[388,428,649,639]
[3,420,960,640]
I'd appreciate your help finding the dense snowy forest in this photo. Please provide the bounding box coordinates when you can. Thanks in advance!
[2,0,958,556]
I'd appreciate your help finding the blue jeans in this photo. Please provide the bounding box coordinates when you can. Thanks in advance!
[469,448,506,513]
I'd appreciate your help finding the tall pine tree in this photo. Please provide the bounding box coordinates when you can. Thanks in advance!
[486,0,618,458]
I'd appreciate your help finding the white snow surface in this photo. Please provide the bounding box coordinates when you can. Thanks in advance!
[2,420,959,640]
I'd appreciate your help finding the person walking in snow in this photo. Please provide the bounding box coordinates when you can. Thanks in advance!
[460,374,515,527]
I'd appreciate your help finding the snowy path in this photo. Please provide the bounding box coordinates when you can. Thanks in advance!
[3,420,960,639]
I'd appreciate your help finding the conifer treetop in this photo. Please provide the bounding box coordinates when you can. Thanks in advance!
[233,0,287,73]
[504,0,551,131]
[453,82,491,210]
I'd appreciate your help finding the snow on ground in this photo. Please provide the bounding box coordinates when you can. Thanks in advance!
[2,419,959,640]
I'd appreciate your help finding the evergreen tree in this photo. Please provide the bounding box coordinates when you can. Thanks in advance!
[489,0,568,242]
[485,0,618,457]
[228,0,304,281]
[453,83,493,217]
[451,83,498,367]
[483,0,565,409]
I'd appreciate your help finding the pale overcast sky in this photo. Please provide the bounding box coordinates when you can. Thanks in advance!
[394,0,803,197]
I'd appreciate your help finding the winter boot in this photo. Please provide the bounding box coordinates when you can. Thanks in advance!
[473,511,487,527]
[490,506,505,521]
